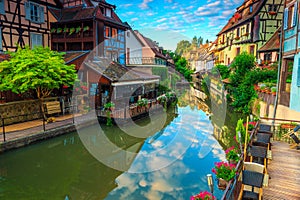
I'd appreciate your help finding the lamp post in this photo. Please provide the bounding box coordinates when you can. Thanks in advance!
[207,174,214,194]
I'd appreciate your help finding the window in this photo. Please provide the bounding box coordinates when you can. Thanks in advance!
[25,2,45,24]
[249,5,253,13]
[249,45,255,55]
[30,33,43,48]
[268,5,277,12]
[104,26,111,37]
[264,53,271,61]
[236,28,240,37]
[246,24,249,33]
[0,0,5,15]
[284,2,298,30]
[112,28,117,38]
[105,8,111,17]
[236,47,240,56]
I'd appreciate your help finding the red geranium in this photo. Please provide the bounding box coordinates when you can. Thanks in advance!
[191,191,215,200]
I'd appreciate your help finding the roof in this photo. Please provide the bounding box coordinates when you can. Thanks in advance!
[217,0,265,35]
[134,30,167,60]
[258,28,281,52]
[84,57,160,83]
[59,6,95,22]
[63,51,90,64]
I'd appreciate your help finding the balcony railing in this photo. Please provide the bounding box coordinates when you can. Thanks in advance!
[128,57,167,66]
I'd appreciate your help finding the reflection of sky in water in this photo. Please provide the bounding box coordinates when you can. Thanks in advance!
[105,106,226,200]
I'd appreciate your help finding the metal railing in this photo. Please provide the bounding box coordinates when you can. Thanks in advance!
[0,110,75,142]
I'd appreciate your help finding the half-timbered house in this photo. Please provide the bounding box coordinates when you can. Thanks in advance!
[0,0,61,52]
[50,0,129,68]
[215,0,284,66]
[0,0,62,102]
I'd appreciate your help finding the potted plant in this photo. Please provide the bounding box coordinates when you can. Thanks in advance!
[236,119,249,145]
[50,28,56,33]
[76,26,82,33]
[225,146,240,165]
[212,161,237,190]
[83,26,90,32]
[271,87,277,96]
[56,27,62,33]
[190,191,216,200]
[69,27,75,35]
[63,27,69,33]
[104,102,115,111]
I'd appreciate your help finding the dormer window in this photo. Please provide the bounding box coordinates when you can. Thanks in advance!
[249,5,253,13]
[106,8,111,17]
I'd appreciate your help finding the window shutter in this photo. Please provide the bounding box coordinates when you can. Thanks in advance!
[284,8,289,30]
[39,6,44,23]
[25,2,31,21]
[0,28,2,50]
[298,58,300,86]
[292,2,298,27]
[0,0,5,15]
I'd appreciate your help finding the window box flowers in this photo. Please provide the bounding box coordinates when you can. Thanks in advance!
[225,146,240,164]
[212,161,237,190]
[190,191,216,200]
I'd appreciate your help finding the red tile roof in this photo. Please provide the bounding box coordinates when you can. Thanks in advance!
[217,0,265,35]
[259,28,281,52]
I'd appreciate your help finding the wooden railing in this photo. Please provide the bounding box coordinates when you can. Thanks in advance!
[221,121,260,200]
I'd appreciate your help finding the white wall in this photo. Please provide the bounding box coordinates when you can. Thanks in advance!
[125,30,143,65]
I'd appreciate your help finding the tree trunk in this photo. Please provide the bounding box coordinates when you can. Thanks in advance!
[39,98,47,120]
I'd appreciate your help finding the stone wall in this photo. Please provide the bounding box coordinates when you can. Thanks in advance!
[0,97,58,126]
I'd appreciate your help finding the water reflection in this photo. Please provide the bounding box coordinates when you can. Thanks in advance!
[105,106,225,200]
[0,102,232,200]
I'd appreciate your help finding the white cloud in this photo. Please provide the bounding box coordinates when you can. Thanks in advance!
[131,17,139,22]
[139,0,154,10]
[156,18,167,23]
[119,3,133,8]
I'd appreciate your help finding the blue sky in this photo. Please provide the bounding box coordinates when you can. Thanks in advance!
[110,0,244,50]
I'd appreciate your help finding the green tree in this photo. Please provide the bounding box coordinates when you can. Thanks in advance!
[198,36,203,46]
[175,40,191,55]
[0,46,77,117]
[192,36,198,47]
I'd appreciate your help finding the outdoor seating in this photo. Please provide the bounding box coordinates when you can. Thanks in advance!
[282,125,300,150]
[239,170,264,200]
[249,145,268,174]
[259,124,271,132]
[256,132,272,150]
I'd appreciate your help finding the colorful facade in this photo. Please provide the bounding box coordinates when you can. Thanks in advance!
[0,0,60,52]
[280,0,300,111]
[215,0,284,66]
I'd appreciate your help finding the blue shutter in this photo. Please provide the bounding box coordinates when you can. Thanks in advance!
[25,2,31,21]
[293,2,298,27]
[284,8,289,30]
[39,6,44,23]
[298,58,300,86]
[0,28,2,50]
[0,0,5,15]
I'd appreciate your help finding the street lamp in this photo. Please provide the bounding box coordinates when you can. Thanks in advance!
[207,174,214,194]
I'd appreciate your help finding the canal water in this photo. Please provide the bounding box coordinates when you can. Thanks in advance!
[0,95,240,200]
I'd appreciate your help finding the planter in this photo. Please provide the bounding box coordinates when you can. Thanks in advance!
[229,159,238,165]
[217,178,229,190]
[269,11,276,15]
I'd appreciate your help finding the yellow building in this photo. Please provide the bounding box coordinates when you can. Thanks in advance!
[215,0,284,65]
